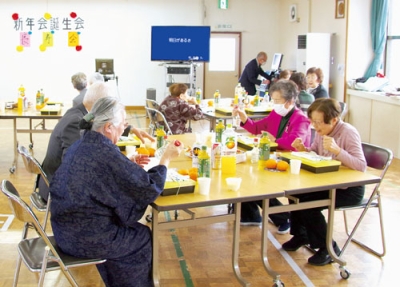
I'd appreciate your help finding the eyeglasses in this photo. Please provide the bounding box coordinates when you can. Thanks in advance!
[311,120,325,126]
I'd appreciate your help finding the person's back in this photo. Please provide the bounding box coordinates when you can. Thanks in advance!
[38,83,114,201]
[159,83,203,134]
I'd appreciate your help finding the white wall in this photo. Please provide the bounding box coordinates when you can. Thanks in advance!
[0,0,373,106]
[0,0,203,106]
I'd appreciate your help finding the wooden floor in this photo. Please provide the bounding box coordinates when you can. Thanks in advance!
[1,111,399,287]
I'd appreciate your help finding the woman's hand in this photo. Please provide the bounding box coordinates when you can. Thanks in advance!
[232,105,248,124]
[129,154,151,168]
[130,127,155,143]
[159,140,184,166]
[322,136,341,155]
[291,137,307,151]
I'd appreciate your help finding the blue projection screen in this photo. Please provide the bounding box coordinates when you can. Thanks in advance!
[151,26,211,62]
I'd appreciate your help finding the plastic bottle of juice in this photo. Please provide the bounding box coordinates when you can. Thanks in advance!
[198,145,211,178]
[221,124,237,174]
[40,89,45,105]
[214,90,221,107]
[195,87,202,104]
[156,125,166,149]
[258,131,271,168]
[155,135,169,159]
[17,85,27,112]
[211,142,222,170]
[215,119,225,143]
[36,90,41,110]
[222,124,237,156]
[251,137,259,164]
[254,93,260,107]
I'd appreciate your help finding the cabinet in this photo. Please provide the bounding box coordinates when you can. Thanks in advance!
[347,89,400,158]
[296,33,331,89]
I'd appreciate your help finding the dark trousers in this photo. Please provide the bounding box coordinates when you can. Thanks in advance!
[241,198,290,226]
[289,186,365,249]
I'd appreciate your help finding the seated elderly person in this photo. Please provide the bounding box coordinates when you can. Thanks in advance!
[159,83,203,134]
[232,80,311,232]
[284,98,366,266]
[290,72,315,113]
[50,97,183,287]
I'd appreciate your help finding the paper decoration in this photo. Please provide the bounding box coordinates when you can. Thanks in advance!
[42,32,53,47]
[12,13,19,20]
[44,12,52,20]
[70,12,77,18]
[20,32,30,47]
[68,31,79,47]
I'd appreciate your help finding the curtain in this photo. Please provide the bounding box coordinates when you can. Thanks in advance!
[364,0,389,78]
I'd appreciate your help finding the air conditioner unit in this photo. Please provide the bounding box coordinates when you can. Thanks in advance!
[296,33,331,89]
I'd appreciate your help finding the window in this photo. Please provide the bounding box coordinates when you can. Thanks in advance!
[385,0,400,87]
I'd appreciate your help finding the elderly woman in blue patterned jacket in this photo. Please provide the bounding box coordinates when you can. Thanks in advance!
[50,96,183,287]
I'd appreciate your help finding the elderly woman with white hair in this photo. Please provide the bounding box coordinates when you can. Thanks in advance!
[49,97,183,287]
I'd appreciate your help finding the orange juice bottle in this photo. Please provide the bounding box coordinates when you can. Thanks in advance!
[258,131,270,169]
[198,146,211,178]
[214,90,221,107]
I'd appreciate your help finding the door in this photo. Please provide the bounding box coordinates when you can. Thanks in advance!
[204,32,241,99]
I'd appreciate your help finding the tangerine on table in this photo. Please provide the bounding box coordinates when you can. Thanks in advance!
[147,147,156,157]
[265,158,277,169]
[276,161,289,171]
[207,100,214,107]
[189,172,198,181]
[177,169,189,176]
[136,146,149,156]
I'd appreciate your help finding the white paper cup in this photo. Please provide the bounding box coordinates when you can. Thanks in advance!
[125,145,136,156]
[290,159,302,174]
[226,177,242,191]
[197,177,211,195]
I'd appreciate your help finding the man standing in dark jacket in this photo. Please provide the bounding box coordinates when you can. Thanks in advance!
[239,51,271,95]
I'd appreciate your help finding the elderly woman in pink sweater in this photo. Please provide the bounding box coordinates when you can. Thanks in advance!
[232,80,311,234]
[283,98,367,266]
[234,79,311,151]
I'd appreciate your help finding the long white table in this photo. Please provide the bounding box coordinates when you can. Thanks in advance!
[150,134,381,286]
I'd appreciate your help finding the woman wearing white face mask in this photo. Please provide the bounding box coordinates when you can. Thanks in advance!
[232,80,312,231]
[233,80,311,151]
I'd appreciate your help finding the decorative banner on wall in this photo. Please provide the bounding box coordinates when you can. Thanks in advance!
[11,11,85,52]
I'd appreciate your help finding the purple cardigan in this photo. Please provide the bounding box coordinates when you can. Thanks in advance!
[241,107,311,151]
[310,120,366,172]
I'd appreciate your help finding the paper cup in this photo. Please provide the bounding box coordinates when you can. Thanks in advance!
[290,159,302,174]
[125,145,136,156]
[226,177,242,191]
[197,177,211,195]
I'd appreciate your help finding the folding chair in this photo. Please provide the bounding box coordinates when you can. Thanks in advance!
[339,101,348,120]
[336,142,393,257]
[145,107,173,136]
[1,180,106,287]
[17,145,51,232]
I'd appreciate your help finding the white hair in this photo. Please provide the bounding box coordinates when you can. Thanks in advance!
[89,72,105,85]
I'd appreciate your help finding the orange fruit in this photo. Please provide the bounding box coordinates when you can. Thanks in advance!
[189,167,198,174]
[147,147,156,157]
[276,161,289,171]
[177,169,189,176]
[208,100,214,107]
[136,146,150,156]
[265,159,277,169]
[189,172,198,181]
